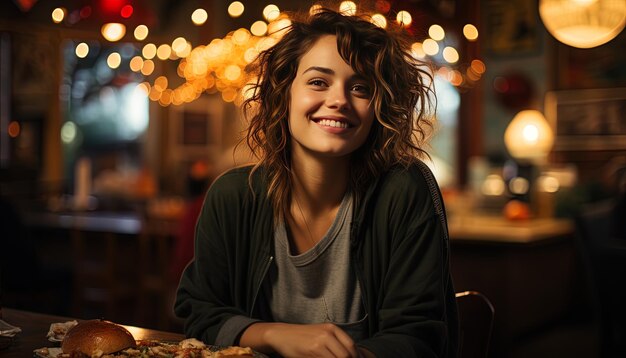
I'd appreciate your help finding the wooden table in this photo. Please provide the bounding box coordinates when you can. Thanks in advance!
[0,308,185,357]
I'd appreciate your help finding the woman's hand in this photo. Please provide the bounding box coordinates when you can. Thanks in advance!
[240,322,366,358]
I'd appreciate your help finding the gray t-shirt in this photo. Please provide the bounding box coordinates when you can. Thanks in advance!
[262,191,368,342]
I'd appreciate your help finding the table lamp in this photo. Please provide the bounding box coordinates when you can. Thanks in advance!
[504,109,555,217]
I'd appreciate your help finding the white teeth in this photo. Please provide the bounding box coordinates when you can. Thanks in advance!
[318,119,348,128]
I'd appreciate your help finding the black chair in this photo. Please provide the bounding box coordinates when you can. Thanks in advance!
[456,290,495,358]
[575,199,626,358]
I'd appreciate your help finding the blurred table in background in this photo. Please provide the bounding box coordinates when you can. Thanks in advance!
[448,214,594,357]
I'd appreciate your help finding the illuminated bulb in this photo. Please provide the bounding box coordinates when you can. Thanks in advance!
[120,5,133,18]
[172,37,188,53]
[177,42,192,58]
[101,23,126,42]
[471,59,486,74]
[537,175,560,193]
[463,24,479,41]
[422,39,439,56]
[481,174,506,196]
[142,43,157,59]
[504,109,554,163]
[107,52,121,69]
[339,1,357,15]
[244,47,259,63]
[442,46,459,63]
[154,76,168,91]
[268,18,292,37]
[309,4,323,15]
[251,21,268,36]
[8,121,20,138]
[225,65,242,81]
[263,4,280,21]
[410,42,425,58]
[157,44,172,60]
[134,25,149,41]
[130,56,144,72]
[228,1,245,18]
[429,24,445,41]
[75,42,89,58]
[233,28,251,45]
[51,8,66,23]
[371,14,387,28]
[141,60,155,75]
[509,177,530,195]
[396,11,412,27]
[192,8,208,25]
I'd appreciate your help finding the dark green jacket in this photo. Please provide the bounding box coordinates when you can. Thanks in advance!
[175,161,458,357]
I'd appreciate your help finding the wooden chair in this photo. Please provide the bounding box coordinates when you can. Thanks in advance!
[456,290,495,358]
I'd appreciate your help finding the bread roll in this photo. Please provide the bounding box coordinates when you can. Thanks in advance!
[61,319,136,356]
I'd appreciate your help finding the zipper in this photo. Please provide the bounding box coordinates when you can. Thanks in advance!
[249,255,274,316]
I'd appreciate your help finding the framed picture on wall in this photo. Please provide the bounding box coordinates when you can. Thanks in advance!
[483,0,541,56]
[544,87,626,151]
[169,94,223,161]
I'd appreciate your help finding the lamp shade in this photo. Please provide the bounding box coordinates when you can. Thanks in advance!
[539,0,626,49]
[504,110,554,163]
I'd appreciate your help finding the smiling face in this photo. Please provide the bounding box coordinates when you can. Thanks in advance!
[288,35,376,162]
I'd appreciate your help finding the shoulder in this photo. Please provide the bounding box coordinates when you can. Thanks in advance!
[375,160,446,218]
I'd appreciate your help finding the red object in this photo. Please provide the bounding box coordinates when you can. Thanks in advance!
[120,4,133,18]
[12,0,38,12]
[99,0,126,15]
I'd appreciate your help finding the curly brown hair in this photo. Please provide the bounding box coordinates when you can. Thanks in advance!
[242,7,436,219]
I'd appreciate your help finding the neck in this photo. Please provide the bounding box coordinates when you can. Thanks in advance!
[290,150,350,216]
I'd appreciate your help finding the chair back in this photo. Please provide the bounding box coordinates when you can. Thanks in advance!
[456,290,495,358]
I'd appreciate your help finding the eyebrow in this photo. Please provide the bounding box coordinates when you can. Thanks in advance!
[302,66,334,75]
[301,66,368,82]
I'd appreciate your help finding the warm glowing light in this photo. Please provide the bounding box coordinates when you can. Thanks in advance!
[154,76,169,91]
[142,43,157,59]
[339,1,357,15]
[135,82,150,97]
[228,1,245,18]
[396,11,412,27]
[442,46,459,63]
[51,8,66,23]
[101,23,126,42]
[263,4,280,21]
[232,28,251,45]
[371,14,387,28]
[107,52,121,69]
[463,24,479,41]
[222,88,238,102]
[8,121,20,138]
[251,21,268,36]
[224,65,242,81]
[134,25,149,41]
[309,4,323,15]
[448,70,463,86]
[130,56,144,72]
[429,24,445,41]
[172,37,188,53]
[410,42,425,58]
[192,8,208,25]
[75,42,89,58]
[157,44,172,60]
[504,110,554,163]
[537,175,560,193]
[141,59,155,76]
[244,48,259,63]
[422,39,439,56]
[539,0,626,48]
[471,59,486,74]
[268,18,292,37]
[509,177,530,195]
[481,174,506,196]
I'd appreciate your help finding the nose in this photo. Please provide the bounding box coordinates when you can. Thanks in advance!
[325,85,350,110]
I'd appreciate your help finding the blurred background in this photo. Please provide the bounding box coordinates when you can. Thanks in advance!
[1,0,625,357]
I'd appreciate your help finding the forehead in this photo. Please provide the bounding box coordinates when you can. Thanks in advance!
[297,35,350,71]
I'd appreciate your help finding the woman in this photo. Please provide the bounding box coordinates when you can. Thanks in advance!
[175,7,458,358]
